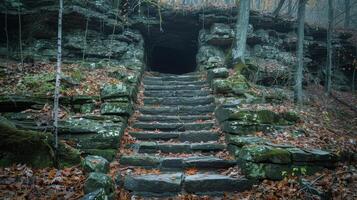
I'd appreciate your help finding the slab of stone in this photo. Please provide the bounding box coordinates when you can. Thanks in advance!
[139,105,215,115]
[226,135,267,147]
[143,96,214,106]
[179,132,219,142]
[100,102,133,116]
[161,157,184,169]
[239,145,292,164]
[144,90,210,97]
[82,155,109,173]
[120,155,161,167]
[158,143,191,153]
[129,131,180,141]
[190,143,226,152]
[137,115,212,123]
[138,142,158,153]
[287,148,314,162]
[144,75,201,81]
[145,85,203,91]
[132,122,214,131]
[143,80,207,86]
[184,174,252,193]
[183,157,235,169]
[100,83,131,99]
[304,149,338,162]
[124,173,183,193]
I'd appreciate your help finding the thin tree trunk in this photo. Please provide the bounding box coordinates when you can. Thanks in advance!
[294,0,307,104]
[273,0,286,16]
[82,15,89,62]
[5,9,9,63]
[232,0,250,66]
[345,0,351,28]
[256,0,261,10]
[18,5,23,68]
[288,0,293,16]
[53,0,63,155]
[325,0,334,94]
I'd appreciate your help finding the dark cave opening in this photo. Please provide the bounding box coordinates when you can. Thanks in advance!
[140,13,200,75]
[148,45,197,74]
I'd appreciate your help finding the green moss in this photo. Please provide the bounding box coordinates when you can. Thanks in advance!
[239,145,291,164]
[16,72,66,95]
[0,120,81,168]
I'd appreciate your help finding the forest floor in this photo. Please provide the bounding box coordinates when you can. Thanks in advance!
[0,62,356,199]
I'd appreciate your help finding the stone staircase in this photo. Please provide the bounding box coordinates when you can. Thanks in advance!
[119,72,254,197]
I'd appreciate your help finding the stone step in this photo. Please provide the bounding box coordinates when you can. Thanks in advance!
[144,90,211,97]
[129,131,219,142]
[137,115,212,123]
[143,79,207,86]
[134,142,226,153]
[139,105,215,115]
[120,155,235,169]
[144,75,202,82]
[132,122,215,131]
[153,72,200,77]
[144,85,207,91]
[123,172,253,195]
[143,96,214,106]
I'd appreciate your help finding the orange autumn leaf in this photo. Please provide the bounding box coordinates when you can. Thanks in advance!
[185,167,198,175]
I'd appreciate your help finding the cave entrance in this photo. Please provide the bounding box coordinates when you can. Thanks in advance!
[148,45,197,74]
[139,14,200,75]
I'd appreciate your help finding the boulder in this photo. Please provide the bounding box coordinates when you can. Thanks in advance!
[207,67,229,83]
[80,188,108,200]
[205,23,234,46]
[100,83,132,100]
[196,45,226,70]
[82,155,110,173]
[84,172,115,196]
[212,74,249,95]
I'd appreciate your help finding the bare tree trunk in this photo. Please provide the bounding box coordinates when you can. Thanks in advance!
[325,0,334,94]
[18,5,23,68]
[344,0,351,28]
[256,0,261,10]
[232,0,250,66]
[53,0,63,156]
[294,0,307,104]
[273,0,286,16]
[5,9,9,63]
[288,0,293,16]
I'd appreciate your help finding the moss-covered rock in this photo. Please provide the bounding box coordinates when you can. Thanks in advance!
[0,120,81,168]
[238,145,292,164]
[84,172,115,196]
[207,67,229,83]
[240,161,323,180]
[100,83,132,100]
[213,73,250,95]
[226,135,267,147]
[81,103,96,114]
[100,102,133,116]
[82,155,110,173]
[82,149,117,162]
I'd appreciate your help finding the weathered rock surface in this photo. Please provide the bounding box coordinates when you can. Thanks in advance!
[82,155,110,173]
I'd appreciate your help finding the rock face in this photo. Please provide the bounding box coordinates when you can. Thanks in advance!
[82,155,110,173]
[84,172,115,197]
